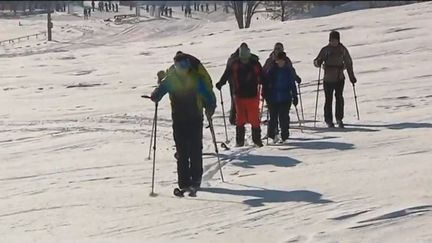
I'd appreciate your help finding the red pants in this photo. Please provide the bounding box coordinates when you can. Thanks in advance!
[235,96,260,128]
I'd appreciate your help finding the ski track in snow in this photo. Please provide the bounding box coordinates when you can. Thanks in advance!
[1,2,432,243]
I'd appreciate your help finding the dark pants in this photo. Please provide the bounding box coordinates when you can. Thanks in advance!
[324,80,345,124]
[173,119,203,189]
[268,101,291,140]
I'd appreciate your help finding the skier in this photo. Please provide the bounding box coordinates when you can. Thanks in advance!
[314,31,357,128]
[83,8,88,20]
[219,43,265,147]
[91,0,95,12]
[263,42,302,84]
[115,3,118,13]
[263,52,298,143]
[150,53,216,193]
[98,1,103,12]
[216,43,259,126]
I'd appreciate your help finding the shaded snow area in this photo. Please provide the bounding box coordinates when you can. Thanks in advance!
[1,2,432,243]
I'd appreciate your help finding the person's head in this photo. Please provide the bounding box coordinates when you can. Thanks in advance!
[173,54,191,77]
[273,42,284,55]
[239,43,251,63]
[329,31,340,47]
[275,51,287,67]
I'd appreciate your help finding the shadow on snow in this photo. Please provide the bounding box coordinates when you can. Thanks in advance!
[278,140,355,151]
[219,152,301,169]
[346,122,432,130]
[200,186,333,207]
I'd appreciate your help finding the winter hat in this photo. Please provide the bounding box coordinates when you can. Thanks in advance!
[329,31,340,41]
[239,45,251,60]
[274,42,284,52]
[174,51,183,60]
[240,42,249,49]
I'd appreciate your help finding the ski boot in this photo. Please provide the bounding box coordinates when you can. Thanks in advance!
[326,122,335,128]
[252,127,264,147]
[236,126,245,147]
[173,187,188,197]
[337,120,345,128]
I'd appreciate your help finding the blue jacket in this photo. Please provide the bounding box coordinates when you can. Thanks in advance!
[264,65,298,103]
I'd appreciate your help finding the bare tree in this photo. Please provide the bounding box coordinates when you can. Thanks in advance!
[264,1,314,22]
[229,1,262,29]
[280,1,286,21]
[231,1,244,28]
[244,1,261,28]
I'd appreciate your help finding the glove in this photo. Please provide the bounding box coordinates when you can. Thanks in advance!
[292,96,299,107]
[157,70,166,83]
[350,76,357,84]
[205,106,215,118]
[215,81,223,91]
[150,90,160,103]
[150,94,158,102]
[313,59,321,68]
[296,75,302,84]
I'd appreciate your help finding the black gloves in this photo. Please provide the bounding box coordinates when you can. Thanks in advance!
[296,75,302,84]
[350,76,357,84]
[157,70,166,83]
[313,59,321,68]
[293,96,299,107]
[215,81,223,91]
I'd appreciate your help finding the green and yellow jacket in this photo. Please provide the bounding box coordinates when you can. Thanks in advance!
[151,69,216,122]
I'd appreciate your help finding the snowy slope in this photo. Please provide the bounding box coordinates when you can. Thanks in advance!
[1,2,432,243]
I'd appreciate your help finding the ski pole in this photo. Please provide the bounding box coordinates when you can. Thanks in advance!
[150,102,158,197]
[219,90,229,143]
[314,66,322,127]
[298,83,305,121]
[259,84,265,123]
[260,98,264,122]
[142,95,155,160]
[266,104,270,146]
[295,105,304,133]
[206,113,225,182]
[352,84,360,120]
[147,116,155,160]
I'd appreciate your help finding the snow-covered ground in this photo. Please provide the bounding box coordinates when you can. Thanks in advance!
[1,2,432,243]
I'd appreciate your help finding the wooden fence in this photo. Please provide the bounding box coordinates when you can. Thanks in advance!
[0,31,47,45]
